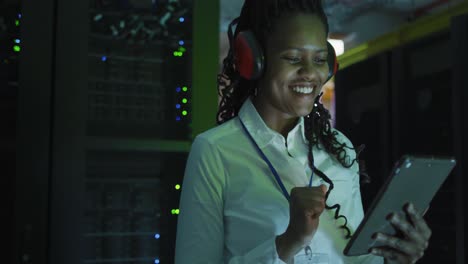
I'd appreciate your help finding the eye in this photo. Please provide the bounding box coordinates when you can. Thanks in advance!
[282,56,301,64]
[314,57,327,65]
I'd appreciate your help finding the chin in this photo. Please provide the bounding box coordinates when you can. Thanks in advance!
[296,108,313,117]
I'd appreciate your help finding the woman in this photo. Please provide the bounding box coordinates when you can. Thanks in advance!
[175,1,431,263]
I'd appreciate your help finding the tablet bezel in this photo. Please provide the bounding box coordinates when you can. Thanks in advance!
[343,155,456,256]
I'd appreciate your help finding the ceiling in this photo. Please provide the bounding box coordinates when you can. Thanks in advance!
[219,0,464,55]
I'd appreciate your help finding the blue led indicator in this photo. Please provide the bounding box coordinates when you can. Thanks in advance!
[176,104,181,109]
[154,233,160,239]
[179,40,185,46]
[18,14,22,19]
[14,39,20,44]
[154,259,160,264]
[101,56,107,62]
[176,87,181,92]
[179,17,185,23]
[176,116,181,121]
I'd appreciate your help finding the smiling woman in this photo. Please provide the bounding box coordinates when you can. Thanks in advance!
[175,1,431,264]
[253,13,329,136]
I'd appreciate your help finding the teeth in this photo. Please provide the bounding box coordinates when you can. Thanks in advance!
[292,86,314,94]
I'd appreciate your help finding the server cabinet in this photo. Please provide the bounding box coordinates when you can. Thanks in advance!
[1,2,21,263]
[335,14,467,264]
[451,14,467,263]
[391,29,459,264]
[334,52,392,212]
[15,0,218,263]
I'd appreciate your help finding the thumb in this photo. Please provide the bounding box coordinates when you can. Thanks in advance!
[320,184,328,194]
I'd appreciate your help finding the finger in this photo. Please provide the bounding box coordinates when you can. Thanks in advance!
[370,246,416,264]
[295,199,325,216]
[387,212,427,250]
[293,186,327,196]
[292,188,326,203]
[406,203,432,241]
[304,209,324,219]
[373,232,421,257]
[304,202,326,216]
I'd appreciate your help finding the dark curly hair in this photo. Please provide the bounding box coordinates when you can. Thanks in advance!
[217,0,369,239]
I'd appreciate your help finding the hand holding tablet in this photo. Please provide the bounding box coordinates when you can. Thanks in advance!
[344,155,456,259]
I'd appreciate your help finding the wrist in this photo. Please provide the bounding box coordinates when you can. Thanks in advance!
[275,232,305,263]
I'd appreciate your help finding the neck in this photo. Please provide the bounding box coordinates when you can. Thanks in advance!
[252,97,299,138]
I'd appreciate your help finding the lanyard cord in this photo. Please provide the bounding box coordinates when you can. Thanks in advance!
[239,117,314,201]
[239,116,352,239]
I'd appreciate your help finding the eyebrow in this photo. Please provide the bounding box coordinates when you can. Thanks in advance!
[281,46,327,53]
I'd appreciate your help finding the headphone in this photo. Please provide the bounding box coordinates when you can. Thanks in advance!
[227,17,339,82]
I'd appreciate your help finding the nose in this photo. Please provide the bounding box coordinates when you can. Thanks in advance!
[297,61,327,82]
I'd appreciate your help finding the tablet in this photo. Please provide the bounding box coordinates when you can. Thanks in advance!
[343,155,456,256]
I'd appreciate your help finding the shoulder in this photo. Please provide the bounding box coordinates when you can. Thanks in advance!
[192,117,242,150]
[330,128,357,161]
[331,128,354,149]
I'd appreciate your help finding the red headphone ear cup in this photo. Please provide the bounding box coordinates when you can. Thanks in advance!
[233,31,264,80]
[326,41,339,82]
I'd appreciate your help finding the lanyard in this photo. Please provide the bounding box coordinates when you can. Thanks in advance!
[239,117,314,201]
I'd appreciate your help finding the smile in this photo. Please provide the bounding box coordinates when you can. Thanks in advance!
[291,86,314,94]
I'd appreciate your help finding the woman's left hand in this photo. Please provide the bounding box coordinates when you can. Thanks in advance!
[370,203,431,264]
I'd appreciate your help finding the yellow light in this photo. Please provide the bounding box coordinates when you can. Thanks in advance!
[175,209,180,215]
[175,184,181,190]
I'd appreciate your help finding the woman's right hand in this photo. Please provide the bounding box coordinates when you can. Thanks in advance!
[276,184,328,262]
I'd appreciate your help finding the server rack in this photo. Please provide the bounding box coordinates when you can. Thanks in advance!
[335,14,467,264]
[15,0,219,263]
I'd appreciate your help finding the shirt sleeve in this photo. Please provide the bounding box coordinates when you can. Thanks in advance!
[175,136,287,264]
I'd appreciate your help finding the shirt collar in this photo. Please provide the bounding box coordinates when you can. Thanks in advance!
[238,97,308,148]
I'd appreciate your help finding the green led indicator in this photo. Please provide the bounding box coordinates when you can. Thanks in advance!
[182,98,188,104]
[175,209,180,215]
[15,20,20,26]
[178,47,186,52]
[13,45,21,52]
[175,184,181,190]
[171,209,176,215]
[182,86,188,92]
[182,110,188,116]
[173,51,184,57]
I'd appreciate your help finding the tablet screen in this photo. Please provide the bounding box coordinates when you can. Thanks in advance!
[343,155,456,256]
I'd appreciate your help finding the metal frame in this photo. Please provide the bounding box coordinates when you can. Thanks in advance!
[339,1,468,69]
[15,0,56,263]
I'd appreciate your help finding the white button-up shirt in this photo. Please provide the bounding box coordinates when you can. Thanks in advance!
[175,98,383,264]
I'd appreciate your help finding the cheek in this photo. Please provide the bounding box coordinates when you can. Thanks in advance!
[317,65,330,82]
[264,62,296,83]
